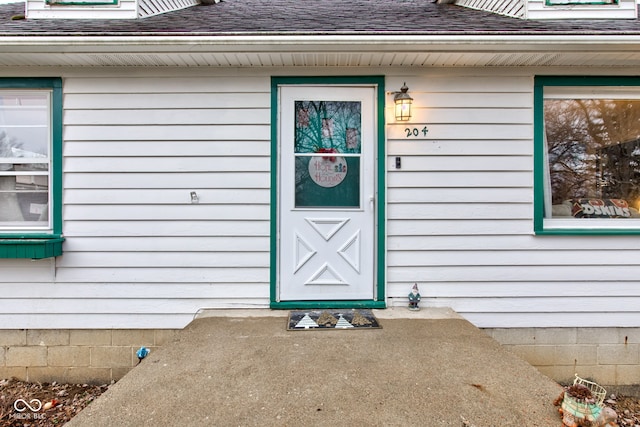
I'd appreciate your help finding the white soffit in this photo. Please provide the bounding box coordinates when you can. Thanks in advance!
[0,35,639,67]
[1,51,640,67]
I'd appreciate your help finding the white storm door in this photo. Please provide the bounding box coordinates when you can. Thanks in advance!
[279,86,376,301]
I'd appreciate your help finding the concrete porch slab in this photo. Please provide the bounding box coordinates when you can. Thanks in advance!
[66,314,563,426]
[193,306,463,320]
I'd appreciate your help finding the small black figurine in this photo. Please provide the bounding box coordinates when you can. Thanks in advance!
[408,283,421,310]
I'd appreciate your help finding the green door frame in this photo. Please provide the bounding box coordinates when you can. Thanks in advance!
[270,76,386,309]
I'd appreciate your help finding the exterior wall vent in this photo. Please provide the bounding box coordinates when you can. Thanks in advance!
[454,0,526,18]
[138,0,199,18]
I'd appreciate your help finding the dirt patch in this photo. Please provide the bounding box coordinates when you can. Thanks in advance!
[0,378,110,426]
[1,376,639,426]
[607,395,640,427]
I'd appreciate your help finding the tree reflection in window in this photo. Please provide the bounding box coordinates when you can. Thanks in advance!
[295,101,361,154]
[294,100,362,208]
[545,98,640,206]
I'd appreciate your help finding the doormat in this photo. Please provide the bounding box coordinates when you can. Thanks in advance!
[287,309,381,330]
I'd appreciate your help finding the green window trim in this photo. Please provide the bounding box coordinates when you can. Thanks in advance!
[534,76,640,236]
[545,0,618,5]
[45,0,118,5]
[0,78,63,258]
[0,237,64,259]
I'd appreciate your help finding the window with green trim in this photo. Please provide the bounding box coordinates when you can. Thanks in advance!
[0,78,63,258]
[545,0,617,5]
[535,76,640,234]
[45,0,118,5]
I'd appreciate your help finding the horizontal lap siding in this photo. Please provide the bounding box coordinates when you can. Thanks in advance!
[26,0,137,19]
[385,72,640,328]
[0,74,272,329]
[526,0,637,19]
[4,70,640,330]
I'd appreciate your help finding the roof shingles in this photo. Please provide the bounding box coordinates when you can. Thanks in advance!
[0,0,639,36]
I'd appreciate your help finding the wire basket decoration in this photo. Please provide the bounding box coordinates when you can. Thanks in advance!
[561,374,607,422]
[572,374,606,406]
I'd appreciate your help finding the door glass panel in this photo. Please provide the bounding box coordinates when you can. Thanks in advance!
[294,100,361,208]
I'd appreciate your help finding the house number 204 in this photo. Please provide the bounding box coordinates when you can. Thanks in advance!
[405,126,429,138]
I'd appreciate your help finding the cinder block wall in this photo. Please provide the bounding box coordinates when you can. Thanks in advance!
[1,327,638,386]
[484,327,640,386]
[0,329,179,384]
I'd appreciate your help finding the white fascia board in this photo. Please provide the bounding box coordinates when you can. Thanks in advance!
[0,34,640,52]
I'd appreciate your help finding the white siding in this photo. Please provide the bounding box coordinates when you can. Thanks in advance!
[1,68,640,330]
[0,72,272,329]
[454,0,637,19]
[526,0,638,19]
[26,0,197,19]
[26,0,138,19]
[385,71,640,328]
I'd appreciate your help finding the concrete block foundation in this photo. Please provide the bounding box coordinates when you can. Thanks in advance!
[485,327,640,387]
[0,329,180,384]
[0,324,637,387]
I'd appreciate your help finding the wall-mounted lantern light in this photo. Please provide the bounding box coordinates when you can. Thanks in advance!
[394,82,413,121]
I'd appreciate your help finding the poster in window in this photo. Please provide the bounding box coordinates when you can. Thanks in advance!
[294,100,361,208]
